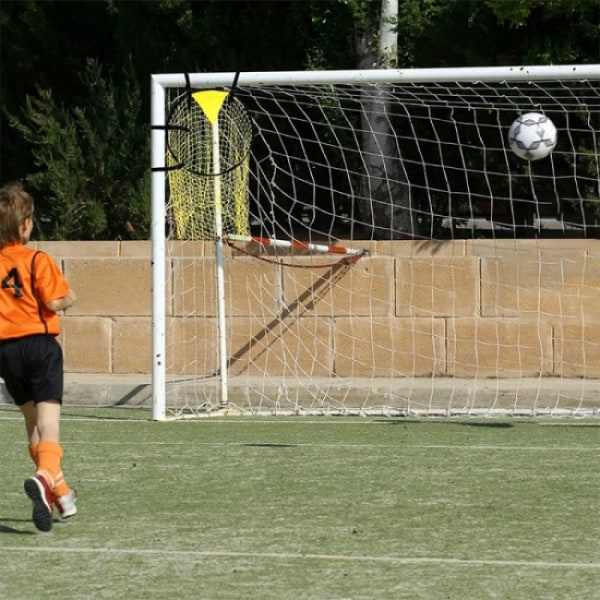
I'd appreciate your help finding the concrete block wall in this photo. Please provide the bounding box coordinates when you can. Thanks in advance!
[31,239,600,380]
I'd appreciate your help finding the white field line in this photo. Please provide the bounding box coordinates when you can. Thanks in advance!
[2,545,599,569]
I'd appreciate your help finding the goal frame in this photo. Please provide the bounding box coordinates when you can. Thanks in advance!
[150,64,600,420]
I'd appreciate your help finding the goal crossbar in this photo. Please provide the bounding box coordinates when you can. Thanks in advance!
[152,64,600,88]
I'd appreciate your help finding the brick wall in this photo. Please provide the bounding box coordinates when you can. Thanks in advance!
[33,239,600,379]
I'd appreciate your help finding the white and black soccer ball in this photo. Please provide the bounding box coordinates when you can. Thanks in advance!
[508,112,557,161]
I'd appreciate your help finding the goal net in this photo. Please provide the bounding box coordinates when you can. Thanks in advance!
[150,65,600,419]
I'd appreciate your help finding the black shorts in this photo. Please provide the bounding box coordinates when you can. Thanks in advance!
[0,335,63,406]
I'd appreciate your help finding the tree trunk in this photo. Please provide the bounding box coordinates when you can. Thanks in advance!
[355,0,415,239]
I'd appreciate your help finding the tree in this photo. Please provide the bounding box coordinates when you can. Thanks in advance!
[7,59,149,239]
[1,0,597,239]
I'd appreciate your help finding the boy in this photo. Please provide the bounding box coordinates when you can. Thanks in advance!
[0,181,77,532]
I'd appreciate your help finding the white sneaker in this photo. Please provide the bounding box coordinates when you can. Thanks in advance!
[55,489,77,519]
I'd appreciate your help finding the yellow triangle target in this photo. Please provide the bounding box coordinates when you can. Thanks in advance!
[192,90,228,124]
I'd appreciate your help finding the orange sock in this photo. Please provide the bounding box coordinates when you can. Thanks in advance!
[28,443,39,466]
[53,472,70,497]
[36,441,71,497]
[36,440,63,490]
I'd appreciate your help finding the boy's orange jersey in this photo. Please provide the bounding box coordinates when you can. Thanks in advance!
[0,243,70,340]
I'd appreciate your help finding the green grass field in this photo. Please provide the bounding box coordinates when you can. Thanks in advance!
[1,406,598,599]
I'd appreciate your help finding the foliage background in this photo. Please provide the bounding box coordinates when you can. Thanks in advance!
[0,0,598,240]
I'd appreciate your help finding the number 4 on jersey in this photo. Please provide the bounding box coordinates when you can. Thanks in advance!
[2,268,24,298]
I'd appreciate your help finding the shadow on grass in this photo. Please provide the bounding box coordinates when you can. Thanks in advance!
[0,520,37,535]
[60,408,152,421]
[373,419,514,428]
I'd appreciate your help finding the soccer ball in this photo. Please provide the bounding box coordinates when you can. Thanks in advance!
[508,112,557,161]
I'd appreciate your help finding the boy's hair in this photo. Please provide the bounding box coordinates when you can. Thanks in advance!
[0,181,34,247]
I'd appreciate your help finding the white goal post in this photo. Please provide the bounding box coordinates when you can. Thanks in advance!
[150,65,600,420]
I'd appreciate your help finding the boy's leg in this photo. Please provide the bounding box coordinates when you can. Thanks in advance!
[34,399,61,442]
[35,400,74,499]
[31,400,61,487]
[10,338,77,528]
[19,401,40,465]
[19,399,64,480]
[34,400,77,518]
[19,401,54,531]
[20,400,77,522]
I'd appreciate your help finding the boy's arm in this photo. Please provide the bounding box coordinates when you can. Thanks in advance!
[46,290,76,312]
[32,252,76,312]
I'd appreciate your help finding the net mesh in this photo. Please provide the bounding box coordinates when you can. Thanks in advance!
[233,79,599,240]
[167,90,252,240]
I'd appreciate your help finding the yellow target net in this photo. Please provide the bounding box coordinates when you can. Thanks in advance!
[166,90,252,240]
